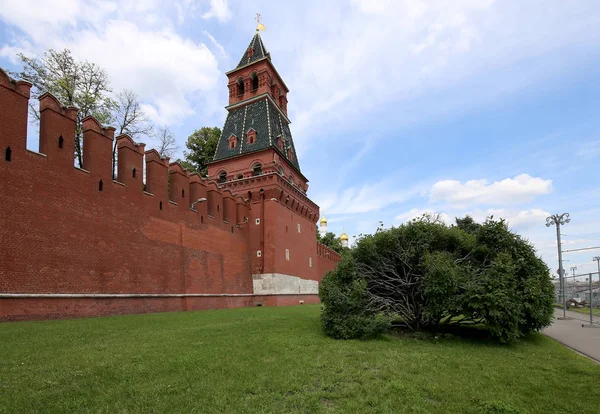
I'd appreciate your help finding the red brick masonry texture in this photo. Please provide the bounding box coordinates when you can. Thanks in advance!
[0,68,339,322]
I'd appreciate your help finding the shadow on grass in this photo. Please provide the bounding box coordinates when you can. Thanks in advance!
[386,323,544,348]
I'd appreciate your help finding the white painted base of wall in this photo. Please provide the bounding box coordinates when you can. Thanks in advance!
[252,273,319,295]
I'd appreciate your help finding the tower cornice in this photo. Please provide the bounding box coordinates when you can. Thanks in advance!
[225,93,291,124]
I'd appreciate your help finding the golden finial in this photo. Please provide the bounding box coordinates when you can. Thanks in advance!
[256,13,266,32]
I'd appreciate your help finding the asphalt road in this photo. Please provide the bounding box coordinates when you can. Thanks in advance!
[544,309,600,363]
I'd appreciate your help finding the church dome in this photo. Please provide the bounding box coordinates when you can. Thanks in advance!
[340,232,348,241]
[320,216,327,225]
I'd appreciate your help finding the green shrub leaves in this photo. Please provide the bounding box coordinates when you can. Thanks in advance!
[319,216,555,343]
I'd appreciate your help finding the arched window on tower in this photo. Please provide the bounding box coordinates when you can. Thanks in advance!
[276,136,284,151]
[247,129,257,145]
[251,72,259,91]
[252,163,262,176]
[289,175,294,185]
[218,171,227,183]
[228,135,238,149]
[237,77,244,96]
[278,166,284,176]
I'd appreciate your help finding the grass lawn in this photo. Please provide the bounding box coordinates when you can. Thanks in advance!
[1,305,599,413]
[566,307,600,317]
[555,303,600,317]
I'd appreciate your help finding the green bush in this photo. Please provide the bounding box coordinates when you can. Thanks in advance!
[319,254,390,339]
[320,215,555,343]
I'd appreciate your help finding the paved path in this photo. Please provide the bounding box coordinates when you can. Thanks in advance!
[544,309,600,363]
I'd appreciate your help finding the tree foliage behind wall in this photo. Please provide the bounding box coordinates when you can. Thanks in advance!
[317,230,345,254]
[177,127,221,176]
[12,49,115,167]
[12,49,154,169]
[320,215,555,343]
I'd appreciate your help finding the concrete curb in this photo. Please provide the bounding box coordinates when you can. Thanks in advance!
[544,334,600,364]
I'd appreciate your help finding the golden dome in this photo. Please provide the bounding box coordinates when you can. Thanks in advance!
[340,232,349,241]
[319,215,327,225]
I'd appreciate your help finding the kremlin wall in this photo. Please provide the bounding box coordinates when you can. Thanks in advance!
[0,33,340,322]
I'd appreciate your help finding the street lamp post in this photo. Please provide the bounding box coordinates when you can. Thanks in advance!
[546,213,570,319]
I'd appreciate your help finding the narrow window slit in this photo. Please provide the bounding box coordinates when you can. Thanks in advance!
[58,136,64,149]
[5,147,12,162]
[98,180,103,191]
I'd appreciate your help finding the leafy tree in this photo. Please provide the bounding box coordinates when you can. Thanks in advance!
[11,49,115,167]
[319,231,345,254]
[320,254,390,339]
[177,127,220,175]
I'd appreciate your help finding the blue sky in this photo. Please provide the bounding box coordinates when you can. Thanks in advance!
[1,0,600,277]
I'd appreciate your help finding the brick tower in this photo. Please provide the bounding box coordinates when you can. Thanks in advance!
[207,32,323,293]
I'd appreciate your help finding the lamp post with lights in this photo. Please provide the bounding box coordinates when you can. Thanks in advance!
[546,213,570,318]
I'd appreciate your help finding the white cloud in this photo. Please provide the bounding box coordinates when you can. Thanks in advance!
[430,174,552,207]
[68,21,220,125]
[316,179,423,215]
[395,207,550,230]
[239,1,600,154]
[395,208,452,224]
[202,0,231,22]
[0,1,222,126]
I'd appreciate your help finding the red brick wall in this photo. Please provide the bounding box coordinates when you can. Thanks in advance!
[0,295,321,322]
[0,68,337,322]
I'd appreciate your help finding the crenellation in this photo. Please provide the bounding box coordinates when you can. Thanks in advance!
[82,116,114,180]
[144,149,169,199]
[117,134,145,188]
[168,162,190,210]
[0,69,31,152]
[39,93,77,167]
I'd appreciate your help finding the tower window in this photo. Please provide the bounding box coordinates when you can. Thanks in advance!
[247,129,257,144]
[297,223,301,233]
[251,73,259,90]
[98,180,103,192]
[289,175,294,185]
[287,149,294,161]
[237,77,244,96]
[132,168,136,178]
[276,136,284,150]
[58,136,64,149]
[228,135,238,149]
[5,147,12,162]
[252,163,262,176]
[285,249,290,261]
[218,171,227,183]
[181,189,185,198]
[160,201,163,210]
[278,166,283,176]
